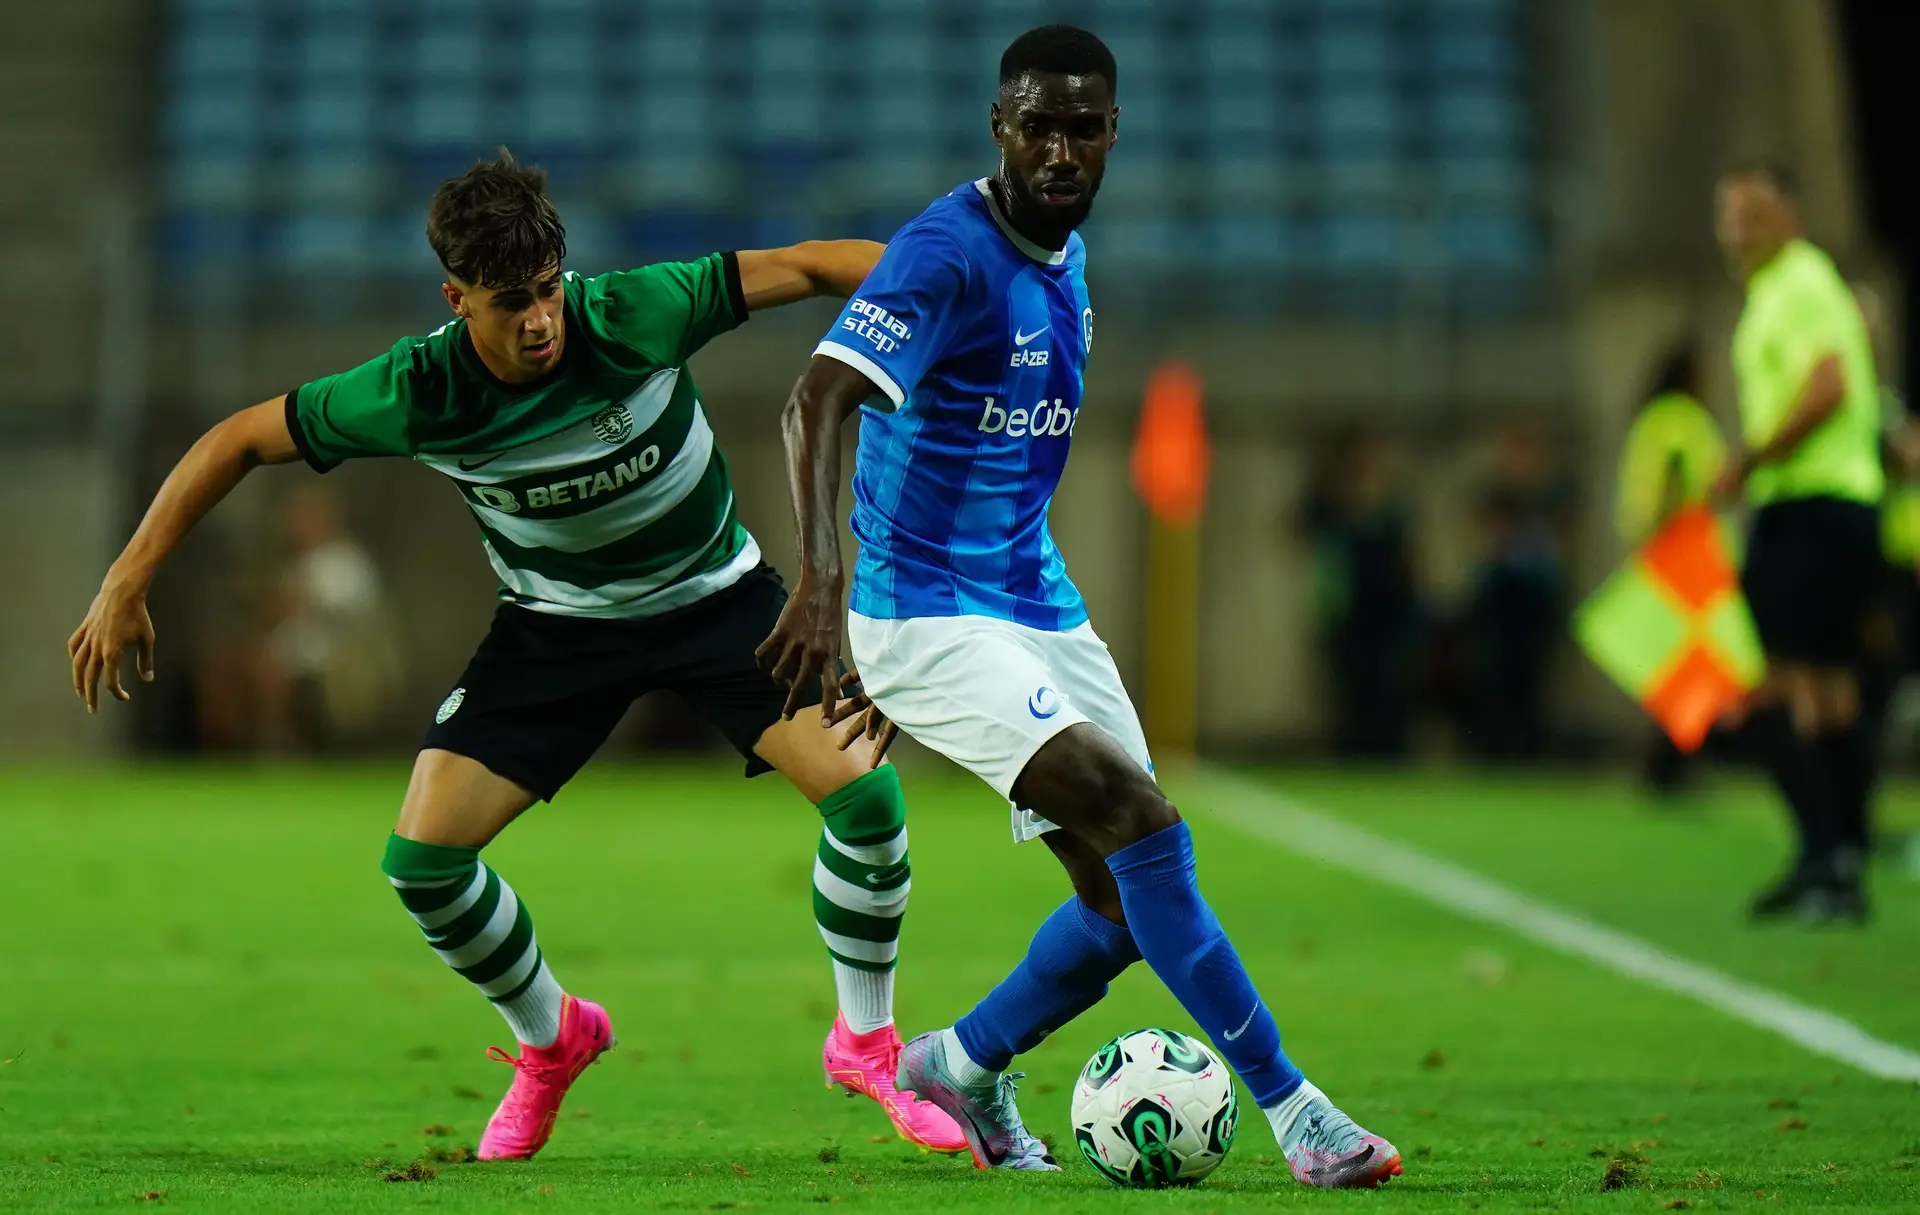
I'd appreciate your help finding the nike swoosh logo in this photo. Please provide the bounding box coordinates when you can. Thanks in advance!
[1013,326,1047,346]
[863,871,889,886]
[961,1108,1008,1168]
[1222,1002,1260,1042]
[457,453,506,472]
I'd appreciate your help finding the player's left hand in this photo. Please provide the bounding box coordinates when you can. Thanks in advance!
[828,672,898,768]
[1711,454,1753,506]
[756,572,846,723]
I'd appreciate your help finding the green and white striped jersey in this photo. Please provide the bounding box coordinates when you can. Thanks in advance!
[287,253,758,619]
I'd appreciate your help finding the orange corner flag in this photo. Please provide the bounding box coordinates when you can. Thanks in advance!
[1573,505,1764,751]
[1130,359,1211,526]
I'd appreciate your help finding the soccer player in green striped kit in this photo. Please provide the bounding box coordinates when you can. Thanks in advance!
[67,151,965,1159]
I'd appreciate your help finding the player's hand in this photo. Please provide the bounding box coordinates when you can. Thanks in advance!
[68,576,156,713]
[828,672,898,769]
[756,571,845,723]
[1711,454,1754,506]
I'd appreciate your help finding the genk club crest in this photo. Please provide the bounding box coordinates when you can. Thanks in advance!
[591,402,634,445]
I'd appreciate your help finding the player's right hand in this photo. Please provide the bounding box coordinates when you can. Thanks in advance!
[755,571,845,724]
[68,578,156,713]
[829,672,898,769]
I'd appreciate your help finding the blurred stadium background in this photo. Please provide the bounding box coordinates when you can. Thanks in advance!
[1,0,1910,768]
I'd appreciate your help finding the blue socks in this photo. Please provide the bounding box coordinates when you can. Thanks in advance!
[1106,820,1304,1107]
[954,896,1142,1072]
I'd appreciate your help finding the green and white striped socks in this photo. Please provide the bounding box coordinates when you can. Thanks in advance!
[812,767,910,1034]
[382,834,565,1048]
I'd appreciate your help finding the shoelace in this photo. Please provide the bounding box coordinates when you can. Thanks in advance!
[485,1044,569,1086]
[1288,1103,1368,1156]
[985,1072,1033,1132]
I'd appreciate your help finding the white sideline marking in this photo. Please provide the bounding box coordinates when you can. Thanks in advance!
[1194,768,1920,1084]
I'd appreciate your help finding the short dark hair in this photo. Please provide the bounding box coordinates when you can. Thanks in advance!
[999,25,1116,96]
[1721,156,1799,199]
[426,148,567,289]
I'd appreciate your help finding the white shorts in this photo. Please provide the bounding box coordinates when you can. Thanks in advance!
[847,613,1154,842]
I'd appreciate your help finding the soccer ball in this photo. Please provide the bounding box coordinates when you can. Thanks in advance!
[1070,1027,1238,1188]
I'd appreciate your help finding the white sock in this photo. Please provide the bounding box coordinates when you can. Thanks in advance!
[834,962,895,1035]
[1262,1079,1325,1142]
[498,962,565,1049]
[939,1026,998,1087]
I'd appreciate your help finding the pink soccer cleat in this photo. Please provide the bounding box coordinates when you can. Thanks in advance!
[822,1015,968,1153]
[476,994,615,1161]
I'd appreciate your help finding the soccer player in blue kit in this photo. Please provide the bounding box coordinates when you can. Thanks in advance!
[758,25,1401,1189]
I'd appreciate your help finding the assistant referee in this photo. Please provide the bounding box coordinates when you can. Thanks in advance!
[1713,161,1883,923]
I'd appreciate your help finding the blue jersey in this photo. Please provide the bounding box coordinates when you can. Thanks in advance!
[816,180,1093,630]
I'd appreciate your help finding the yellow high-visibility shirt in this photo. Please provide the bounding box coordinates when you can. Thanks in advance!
[1731,238,1882,507]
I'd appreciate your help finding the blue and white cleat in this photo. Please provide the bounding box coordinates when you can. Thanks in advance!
[1276,1083,1402,1189]
[895,1031,1060,1171]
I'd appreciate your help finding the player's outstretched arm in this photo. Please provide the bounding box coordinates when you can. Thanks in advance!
[755,355,882,724]
[68,396,302,712]
[736,241,885,312]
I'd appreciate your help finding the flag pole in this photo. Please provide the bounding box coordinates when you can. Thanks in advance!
[1131,360,1211,759]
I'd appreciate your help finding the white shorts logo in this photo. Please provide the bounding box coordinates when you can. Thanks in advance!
[1028,686,1061,719]
[435,687,466,724]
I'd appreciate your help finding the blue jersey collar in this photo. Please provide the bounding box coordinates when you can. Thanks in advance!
[973,179,1068,266]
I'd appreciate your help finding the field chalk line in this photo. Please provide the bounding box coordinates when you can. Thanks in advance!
[1194,766,1920,1085]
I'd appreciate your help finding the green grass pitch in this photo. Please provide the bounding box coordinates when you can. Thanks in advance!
[3,761,1918,1211]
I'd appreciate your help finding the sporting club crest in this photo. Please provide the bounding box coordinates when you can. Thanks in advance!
[591,402,634,445]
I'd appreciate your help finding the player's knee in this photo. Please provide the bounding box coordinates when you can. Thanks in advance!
[1087,764,1178,852]
[817,765,907,845]
[381,832,482,912]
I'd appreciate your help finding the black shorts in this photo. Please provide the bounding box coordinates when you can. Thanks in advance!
[1741,497,1881,667]
[422,565,819,800]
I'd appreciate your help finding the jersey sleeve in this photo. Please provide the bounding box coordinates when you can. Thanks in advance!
[580,252,748,366]
[286,342,421,472]
[1769,271,1852,398]
[814,226,969,408]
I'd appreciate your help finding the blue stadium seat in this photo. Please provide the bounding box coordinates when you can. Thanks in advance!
[1313,30,1394,80]
[1096,155,1172,214]
[630,30,712,78]
[629,90,716,148]
[1204,156,1288,208]
[1443,214,1533,271]
[1430,26,1517,78]
[403,89,485,145]
[1439,158,1528,207]
[612,154,728,208]
[527,31,597,76]
[1089,215,1183,271]
[269,212,377,273]
[1315,92,1397,156]
[750,23,822,75]
[1207,215,1293,272]
[169,27,267,80]
[165,85,263,152]
[521,88,602,146]
[1322,214,1401,273]
[286,86,375,150]
[859,32,935,77]
[408,30,486,82]
[1436,92,1525,154]
[286,155,380,207]
[749,75,826,141]
[153,0,1541,312]
[295,33,375,81]
[164,157,256,211]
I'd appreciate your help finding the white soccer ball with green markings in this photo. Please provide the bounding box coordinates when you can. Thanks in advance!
[1070,1027,1238,1188]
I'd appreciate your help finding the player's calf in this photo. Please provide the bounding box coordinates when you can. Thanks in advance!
[382,834,566,1047]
